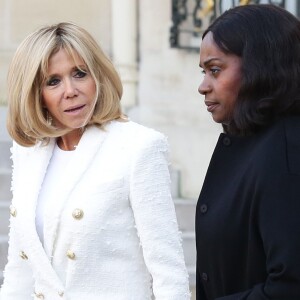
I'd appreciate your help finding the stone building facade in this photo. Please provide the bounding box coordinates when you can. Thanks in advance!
[0,0,298,298]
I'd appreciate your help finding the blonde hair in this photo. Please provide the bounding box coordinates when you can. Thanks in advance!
[7,22,125,147]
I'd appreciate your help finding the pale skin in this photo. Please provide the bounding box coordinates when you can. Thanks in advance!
[198,31,242,124]
[42,49,97,151]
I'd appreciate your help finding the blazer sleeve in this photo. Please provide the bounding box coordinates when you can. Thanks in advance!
[0,143,34,300]
[0,215,35,300]
[129,132,191,300]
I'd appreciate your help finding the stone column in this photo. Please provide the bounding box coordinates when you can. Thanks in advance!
[111,0,138,109]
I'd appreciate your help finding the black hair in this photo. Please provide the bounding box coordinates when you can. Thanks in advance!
[203,4,300,135]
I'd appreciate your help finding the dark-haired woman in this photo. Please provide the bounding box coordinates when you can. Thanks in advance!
[196,4,300,300]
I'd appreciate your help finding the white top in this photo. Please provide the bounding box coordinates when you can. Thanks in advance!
[36,145,75,245]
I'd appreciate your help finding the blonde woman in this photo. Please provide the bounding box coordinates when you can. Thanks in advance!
[0,23,190,300]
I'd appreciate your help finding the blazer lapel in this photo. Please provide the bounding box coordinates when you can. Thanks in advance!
[15,125,109,290]
[44,125,109,258]
[14,139,66,290]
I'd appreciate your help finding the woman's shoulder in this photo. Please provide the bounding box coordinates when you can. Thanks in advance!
[253,116,300,175]
[265,116,300,146]
[108,120,167,145]
[256,116,300,143]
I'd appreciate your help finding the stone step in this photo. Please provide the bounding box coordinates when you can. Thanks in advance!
[174,199,197,287]
[0,235,8,285]
[174,198,196,232]
[181,231,196,267]
[188,266,196,287]
[0,140,12,169]
[170,168,180,198]
[182,232,196,286]
[0,202,9,235]
[0,107,9,141]
[0,170,12,203]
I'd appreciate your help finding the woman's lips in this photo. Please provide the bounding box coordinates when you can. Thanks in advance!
[64,104,85,113]
[205,101,219,113]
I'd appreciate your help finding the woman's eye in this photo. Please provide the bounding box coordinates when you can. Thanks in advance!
[211,68,220,75]
[74,70,87,78]
[201,67,220,76]
[46,78,60,86]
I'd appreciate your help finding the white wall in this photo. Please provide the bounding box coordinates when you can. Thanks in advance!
[128,0,222,199]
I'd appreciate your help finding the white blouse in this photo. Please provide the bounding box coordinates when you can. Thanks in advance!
[36,145,75,245]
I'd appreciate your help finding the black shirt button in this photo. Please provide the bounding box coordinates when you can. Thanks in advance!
[223,136,231,146]
[202,272,208,281]
[200,204,208,214]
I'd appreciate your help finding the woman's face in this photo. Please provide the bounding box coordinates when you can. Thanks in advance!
[198,31,242,124]
[42,48,97,130]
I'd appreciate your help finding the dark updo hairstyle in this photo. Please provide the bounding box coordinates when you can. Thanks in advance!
[203,4,300,135]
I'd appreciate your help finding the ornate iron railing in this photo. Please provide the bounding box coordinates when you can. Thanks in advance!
[170,0,286,51]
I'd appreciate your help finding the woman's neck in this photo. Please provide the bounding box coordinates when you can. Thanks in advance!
[57,129,84,151]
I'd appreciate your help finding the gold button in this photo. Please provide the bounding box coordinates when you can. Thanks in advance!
[72,208,84,220]
[58,291,64,297]
[20,251,28,260]
[35,292,44,299]
[10,205,17,217]
[66,250,76,259]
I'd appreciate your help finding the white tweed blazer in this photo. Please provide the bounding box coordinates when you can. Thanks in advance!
[0,120,190,300]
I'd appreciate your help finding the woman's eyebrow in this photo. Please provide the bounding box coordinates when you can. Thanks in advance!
[199,57,221,68]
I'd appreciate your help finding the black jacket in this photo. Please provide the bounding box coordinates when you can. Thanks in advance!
[196,117,300,300]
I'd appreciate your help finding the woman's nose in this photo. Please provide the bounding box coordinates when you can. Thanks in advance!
[64,79,78,98]
[198,76,211,95]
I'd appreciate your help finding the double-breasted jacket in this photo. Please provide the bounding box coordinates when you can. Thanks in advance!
[1,120,190,300]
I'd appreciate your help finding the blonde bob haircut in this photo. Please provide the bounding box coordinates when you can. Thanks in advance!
[7,22,125,147]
